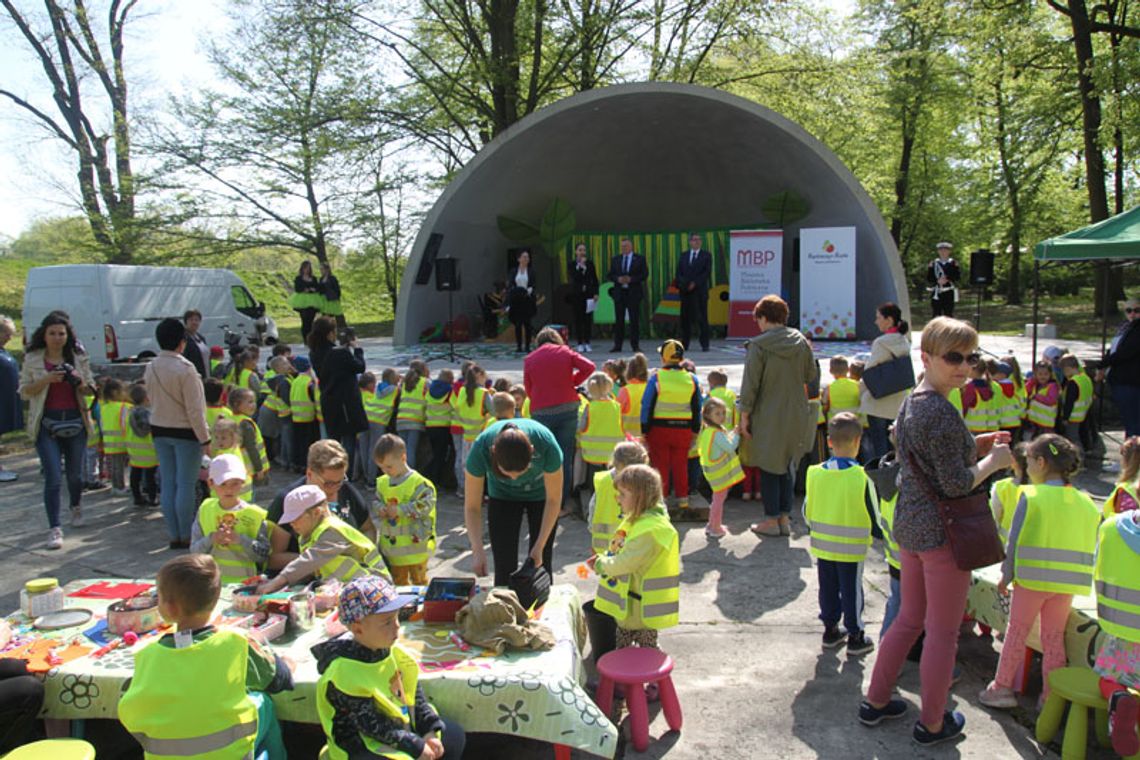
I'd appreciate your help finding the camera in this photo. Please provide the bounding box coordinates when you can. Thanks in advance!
[57,363,82,388]
[338,327,356,346]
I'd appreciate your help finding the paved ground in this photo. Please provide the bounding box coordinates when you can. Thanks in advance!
[1,333,1124,759]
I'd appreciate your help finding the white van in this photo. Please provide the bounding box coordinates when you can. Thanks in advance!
[23,265,279,363]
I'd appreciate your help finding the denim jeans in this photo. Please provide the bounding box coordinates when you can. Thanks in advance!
[154,436,203,541]
[866,416,893,462]
[881,573,902,641]
[35,410,87,529]
[1111,382,1140,438]
[397,428,422,469]
[759,466,793,517]
[531,409,577,502]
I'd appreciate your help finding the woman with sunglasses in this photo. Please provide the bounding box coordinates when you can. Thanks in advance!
[859,317,1012,746]
[1096,297,1140,438]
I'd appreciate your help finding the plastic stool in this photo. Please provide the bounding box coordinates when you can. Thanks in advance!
[595,647,682,752]
[3,739,95,759]
[1036,668,1140,760]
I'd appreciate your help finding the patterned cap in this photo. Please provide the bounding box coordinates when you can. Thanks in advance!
[658,339,684,364]
[338,575,418,626]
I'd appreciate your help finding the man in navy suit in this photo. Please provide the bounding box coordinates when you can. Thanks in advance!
[608,237,648,352]
[676,233,711,351]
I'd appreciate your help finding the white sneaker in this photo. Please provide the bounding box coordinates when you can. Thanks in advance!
[584,343,593,353]
[576,343,585,352]
[70,507,85,528]
[46,527,63,550]
[978,682,1018,709]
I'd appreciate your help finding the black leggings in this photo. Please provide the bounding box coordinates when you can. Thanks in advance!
[512,318,534,351]
[130,466,157,503]
[292,421,321,469]
[425,427,452,489]
[487,497,554,587]
[0,660,44,754]
[298,308,319,342]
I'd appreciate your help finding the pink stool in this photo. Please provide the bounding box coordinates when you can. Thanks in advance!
[595,647,683,752]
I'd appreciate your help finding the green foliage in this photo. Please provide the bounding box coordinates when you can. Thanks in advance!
[539,198,577,271]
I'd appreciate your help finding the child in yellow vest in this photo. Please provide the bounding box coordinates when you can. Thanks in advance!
[289,355,320,472]
[588,464,680,652]
[588,441,649,556]
[991,360,1023,437]
[424,369,455,492]
[190,454,288,585]
[356,372,384,485]
[1059,353,1094,452]
[229,387,269,487]
[491,391,517,421]
[395,359,430,470]
[618,353,649,437]
[203,377,232,432]
[706,368,737,428]
[100,378,130,494]
[989,442,1028,542]
[1025,360,1060,438]
[1106,436,1140,517]
[125,383,158,507]
[311,575,466,760]
[698,397,743,539]
[1093,508,1140,756]
[209,417,254,503]
[118,554,293,760]
[961,359,996,434]
[509,384,529,419]
[451,366,491,498]
[979,434,1100,708]
[370,435,437,586]
[258,355,293,469]
[822,356,860,422]
[577,372,625,474]
[804,413,881,656]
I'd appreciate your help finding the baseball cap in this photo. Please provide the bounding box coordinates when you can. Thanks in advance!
[292,355,312,373]
[1043,345,1064,362]
[209,346,224,358]
[994,361,1013,376]
[338,575,418,626]
[279,484,326,524]
[658,339,684,364]
[208,454,247,486]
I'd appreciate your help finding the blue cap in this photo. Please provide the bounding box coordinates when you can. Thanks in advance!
[292,355,311,372]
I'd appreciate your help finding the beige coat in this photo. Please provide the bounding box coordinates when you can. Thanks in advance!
[739,325,818,472]
[18,349,96,438]
[861,331,914,421]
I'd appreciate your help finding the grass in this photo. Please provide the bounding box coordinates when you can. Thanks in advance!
[909,288,1114,344]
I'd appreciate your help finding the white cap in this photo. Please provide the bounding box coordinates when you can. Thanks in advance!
[280,484,327,524]
[936,241,953,250]
[208,454,246,486]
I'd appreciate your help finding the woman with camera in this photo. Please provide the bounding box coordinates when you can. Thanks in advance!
[308,316,368,475]
[19,312,95,550]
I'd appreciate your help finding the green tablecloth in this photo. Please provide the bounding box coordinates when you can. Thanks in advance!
[965,564,1108,669]
[7,581,618,758]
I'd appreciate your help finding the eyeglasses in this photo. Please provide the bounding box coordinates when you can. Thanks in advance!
[940,351,981,367]
[311,473,346,490]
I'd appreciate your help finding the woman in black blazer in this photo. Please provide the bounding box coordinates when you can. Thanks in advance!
[568,242,599,352]
[507,249,538,352]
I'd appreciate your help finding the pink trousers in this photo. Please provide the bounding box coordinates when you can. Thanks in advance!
[867,544,971,729]
[993,587,1072,698]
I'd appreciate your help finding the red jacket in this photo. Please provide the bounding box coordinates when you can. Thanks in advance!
[523,344,595,413]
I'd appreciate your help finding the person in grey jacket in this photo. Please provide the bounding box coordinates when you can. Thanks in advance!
[862,302,914,459]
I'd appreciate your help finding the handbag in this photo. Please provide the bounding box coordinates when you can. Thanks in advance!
[863,352,916,399]
[509,557,551,612]
[42,416,84,439]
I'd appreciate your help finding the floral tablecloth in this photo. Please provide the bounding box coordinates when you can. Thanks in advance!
[965,564,1107,669]
[7,581,618,758]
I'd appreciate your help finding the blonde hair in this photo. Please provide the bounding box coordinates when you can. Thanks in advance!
[701,397,728,428]
[212,416,239,449]
[609,441,648,472]
[586,372,614,400]
[268,355,291,375]
[613,464,663,520]
[920,316,978,358]
[0,315,15,339]
[491,391,517,419]
[1120,437,1140,486]
[308,439,348,472]
[827,412,863,447]
[626,353,649,383]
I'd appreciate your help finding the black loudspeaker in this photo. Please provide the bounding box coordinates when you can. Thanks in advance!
[415,232,444,285]
[969,249,995,286]
[435,257,459,291]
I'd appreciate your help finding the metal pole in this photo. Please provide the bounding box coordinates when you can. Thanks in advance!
[1031,260,1040,365]
[1097,261,1111,428]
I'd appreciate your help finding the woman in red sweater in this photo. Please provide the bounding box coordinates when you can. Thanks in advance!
[524,328,595,508]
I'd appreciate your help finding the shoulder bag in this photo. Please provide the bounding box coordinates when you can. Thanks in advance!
[863,349,916,399]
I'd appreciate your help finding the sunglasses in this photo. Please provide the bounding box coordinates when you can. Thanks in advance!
[1127,307,1139,315]
[940,351,981,367]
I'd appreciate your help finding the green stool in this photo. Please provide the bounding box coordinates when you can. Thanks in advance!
[1036,667,1140,760]
[3,739,95,760]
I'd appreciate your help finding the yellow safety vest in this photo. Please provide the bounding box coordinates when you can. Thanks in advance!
[622,381,647,435]
[805,464,873,562]
[879,492,900,570]
[984,380,1003,431]
[234,414,268,476]
[826,378,860,421]
[521,397,531,419]
[262,378,291,419]
[118,629,257,759]
[652,368,696,420]
[590,470,621,554]
[1069,373,1094,423]
[947,386,963,417]
[1106,482,1140,519]
[698,426,744,493]
[214,445,254,503]
[708,386,737,429]
[373,470,437,567]
[317,644,420,760]
[236,368,255,390]
[594,505,680,630]
[1027,382,1058,428]
[1013,484,1100,594]
[578,399,625,465]
[396,378,427,426]
[209,358,222,376]
[963,383,990,433]
[205,405,233,431]
[261,368,276,397]
[376,389,398,427]
[197,498,268,584]
[304,515,389,582]
[995,380,1021,429]
[425,389,452,428]
[124,416,157,469]
[290,375,317,423]
[100,400,127,454]
[451,387,489,442]
[990,477,1023,542]
[1094,515,1140,644]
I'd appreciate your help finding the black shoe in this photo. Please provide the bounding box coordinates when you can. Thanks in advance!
[133,498,147,508]
[847,631,875,657]
[609,346,622,353]
[822,626,845,649]
[168,539,190,550]
[913,711,965,746]
[858,698,907,726]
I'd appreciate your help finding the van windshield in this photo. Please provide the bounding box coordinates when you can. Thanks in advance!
[231,286,262,318]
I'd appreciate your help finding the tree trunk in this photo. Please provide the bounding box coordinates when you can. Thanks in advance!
[486,0,521,137]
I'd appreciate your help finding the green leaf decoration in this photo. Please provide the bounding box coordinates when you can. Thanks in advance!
[540,197,576,275]
[497,215,540,242]
[761,191,811,226]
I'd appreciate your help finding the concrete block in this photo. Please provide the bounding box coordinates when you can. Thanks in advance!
[1025,323,1057,339]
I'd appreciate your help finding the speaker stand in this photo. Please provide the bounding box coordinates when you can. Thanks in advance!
[428,288,472,365]
[973,285,983,332]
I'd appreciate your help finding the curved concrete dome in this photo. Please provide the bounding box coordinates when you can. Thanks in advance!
[396,82,907,344]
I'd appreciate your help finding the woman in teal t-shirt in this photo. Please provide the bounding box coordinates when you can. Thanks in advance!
[463,418,564,586]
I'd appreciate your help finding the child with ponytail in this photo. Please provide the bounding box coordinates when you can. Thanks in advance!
[697,397,743,538]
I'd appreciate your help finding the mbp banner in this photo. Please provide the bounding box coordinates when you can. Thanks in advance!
[800,226,856,339]
[728,230,783,338]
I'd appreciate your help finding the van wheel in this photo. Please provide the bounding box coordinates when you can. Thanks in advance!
[263,337,278,346]
[137,351,156,361]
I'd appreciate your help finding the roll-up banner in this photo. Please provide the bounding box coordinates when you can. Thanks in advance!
[728,230,784,338]
[799,226,856,340]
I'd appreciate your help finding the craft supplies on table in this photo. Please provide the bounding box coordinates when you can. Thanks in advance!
[423,577,476,624]
[21,579,64,618]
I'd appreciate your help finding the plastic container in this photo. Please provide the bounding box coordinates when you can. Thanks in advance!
[21,578,64,619]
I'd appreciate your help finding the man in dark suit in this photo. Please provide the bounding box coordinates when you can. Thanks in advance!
[676,232,711,351]
[608,237,647,352]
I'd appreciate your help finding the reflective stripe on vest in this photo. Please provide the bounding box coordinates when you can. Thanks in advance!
[697,426,744,493]
[263,380,290,418]
[374,470,437,567]
[1026,382,1058,428]
[305,515,390,582]
[708,387,737,429]
[652,369,695,420]
[1013,484,1099,594]
[963,384,990,433]
[1070,373,1094,423]
[100,401,127,453]
[197,498,267,584]
[622,381,647,435]
[290,375,316,422]
[396,379,427,424]
[1094,515,1140,641]
[593,506,680,629]
[425,391,452,428]
[234,414,268,475]
[879,493,900,570]
[826,378,860,420]
[131,722,257,758]
[124,421,158,469]
[996,380,1021,428]
[579,399,625,464]
[590,471,622,554]
[804,464,872,562]
[452,387,488,442]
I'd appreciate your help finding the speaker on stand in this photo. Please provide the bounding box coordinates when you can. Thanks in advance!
[969,249,995,331]
[434,257,471,363]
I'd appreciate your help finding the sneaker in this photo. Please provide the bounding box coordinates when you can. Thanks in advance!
[46,527,63,550]
[858,698,907,726]
[1109,690,1140,756]
[584,343,593,353]
[977,682,1017,709]
[750,520,781,537]
[704,526,727,539]
[70,507,85,528]
[576,343,585,352]
[847,632,875,657]
[913,710,965,746]
[111,487,130,497]
[84,481,110,493]
[822,626,845,649]
[741,492,752,501]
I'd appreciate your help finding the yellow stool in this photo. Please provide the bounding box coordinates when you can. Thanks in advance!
[3,739,95,759]
[1036,667,1140,760]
